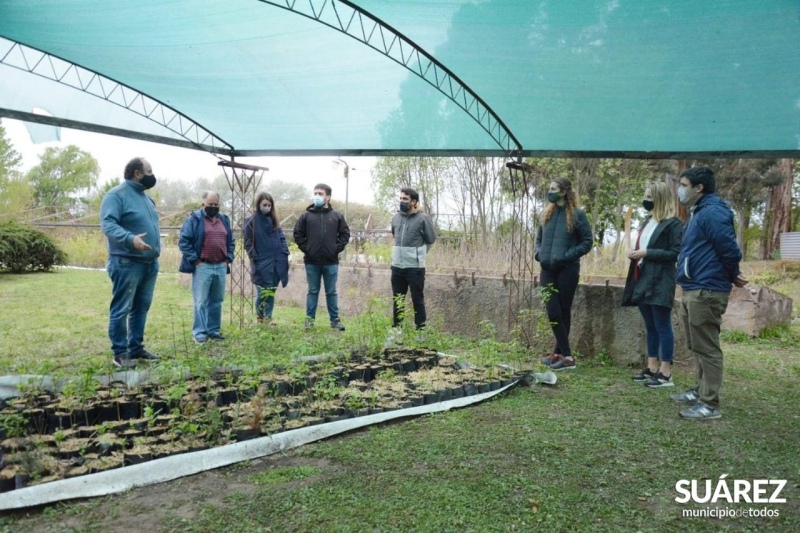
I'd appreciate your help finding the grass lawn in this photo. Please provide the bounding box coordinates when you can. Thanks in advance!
[0,268,482,376]
[0,268,798,532]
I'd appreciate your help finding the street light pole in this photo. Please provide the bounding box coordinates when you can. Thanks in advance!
[334,158,351,261]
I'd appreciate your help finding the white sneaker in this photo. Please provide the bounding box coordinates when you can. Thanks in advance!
[384,327,404,349]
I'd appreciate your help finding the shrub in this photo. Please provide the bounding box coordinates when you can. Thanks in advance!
[0,221,67,273]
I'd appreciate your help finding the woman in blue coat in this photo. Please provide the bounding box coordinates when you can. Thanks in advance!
[244,192,290,324]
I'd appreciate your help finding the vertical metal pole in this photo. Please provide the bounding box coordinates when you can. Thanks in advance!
[343,163,349,262]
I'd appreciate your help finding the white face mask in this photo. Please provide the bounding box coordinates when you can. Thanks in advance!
[260,206,271,215]
[678,185,697,206]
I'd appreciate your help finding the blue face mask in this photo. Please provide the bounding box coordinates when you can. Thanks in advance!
[313,196,324,207]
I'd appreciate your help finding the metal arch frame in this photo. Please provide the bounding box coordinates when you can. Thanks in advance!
[257,0,524,157]
[0,37,234,156]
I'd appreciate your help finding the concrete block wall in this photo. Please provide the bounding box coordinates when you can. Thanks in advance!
[191,262,792,368]
[275,264,681,366]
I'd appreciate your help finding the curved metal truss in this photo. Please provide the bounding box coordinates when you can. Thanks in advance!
[0,37,233,155]
[259,0,523,156]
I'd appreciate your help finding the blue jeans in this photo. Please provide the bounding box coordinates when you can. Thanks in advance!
[255,281,278,320]
[192,262,227,340]
[107,257,159,356]
[638,304,674,363]
[305,264,339,322]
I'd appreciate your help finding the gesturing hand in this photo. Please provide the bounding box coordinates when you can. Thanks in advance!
[133,233,152,251]
[733,274,748,288]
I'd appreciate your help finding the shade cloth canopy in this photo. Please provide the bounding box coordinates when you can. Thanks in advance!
[1,0,798,157]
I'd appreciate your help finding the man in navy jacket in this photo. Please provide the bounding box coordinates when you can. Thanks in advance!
[179,191,235,344]
[671,166,748,420]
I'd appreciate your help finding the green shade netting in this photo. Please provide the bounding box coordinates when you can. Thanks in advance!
[1,0,798,155]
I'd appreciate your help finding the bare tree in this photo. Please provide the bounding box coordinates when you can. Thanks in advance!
[448,157,505,242]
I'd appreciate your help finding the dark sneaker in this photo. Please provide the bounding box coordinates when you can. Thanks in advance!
[112,355,136,369]
[130,349,160,362]
[645,372,674,388]
[209,334,225,341]
[680,402,721,420]
[670,388,699,403]
[540,353,561,366]
[331,319,345,331]
[304,318,314,330]
[550,356,576,371]
[632,368,655,382]
[194,336,208,344]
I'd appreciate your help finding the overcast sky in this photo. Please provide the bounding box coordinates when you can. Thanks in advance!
[2,118,377,206]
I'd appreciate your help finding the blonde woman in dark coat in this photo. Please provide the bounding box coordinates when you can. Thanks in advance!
[622,181,683,388]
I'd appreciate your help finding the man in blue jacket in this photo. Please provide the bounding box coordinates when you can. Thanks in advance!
[100,157,162,368]
[179,191,235,344]
[672,166,748,420]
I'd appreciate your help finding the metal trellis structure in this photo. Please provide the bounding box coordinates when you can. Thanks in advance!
[506,160,539,345]
[219,160,268,328]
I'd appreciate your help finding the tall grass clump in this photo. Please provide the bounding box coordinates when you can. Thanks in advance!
[47,227,183,271]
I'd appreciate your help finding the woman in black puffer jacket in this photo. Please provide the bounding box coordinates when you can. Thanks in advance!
[535,177,593,371]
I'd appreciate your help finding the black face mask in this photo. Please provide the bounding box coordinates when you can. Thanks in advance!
[140,174,157,189]
[642,199,655,212]
[204,206,219,218]
[399,201,411,213]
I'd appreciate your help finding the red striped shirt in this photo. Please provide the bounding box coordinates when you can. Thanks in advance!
[200,216,228,263]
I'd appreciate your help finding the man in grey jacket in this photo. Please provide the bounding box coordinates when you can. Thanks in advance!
[390,187,436,332]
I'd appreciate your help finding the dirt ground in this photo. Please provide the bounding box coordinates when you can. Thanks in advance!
[4,451,341,533]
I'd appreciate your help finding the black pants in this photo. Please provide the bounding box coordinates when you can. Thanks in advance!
[391,267,427,329]
[539,262,580,357]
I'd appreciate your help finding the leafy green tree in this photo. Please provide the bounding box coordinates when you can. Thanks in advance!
[25,145,99,213]
[264,179,309,204]
[0,122,34,215]
[0,122,21,178]
[147,178,196,209]
[372,157,446,224]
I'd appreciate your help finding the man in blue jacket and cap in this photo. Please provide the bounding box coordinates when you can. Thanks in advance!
[671,166,748,420]
[178,191,235,344]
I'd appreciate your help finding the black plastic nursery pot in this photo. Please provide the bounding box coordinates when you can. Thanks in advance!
[0,348,523,494]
